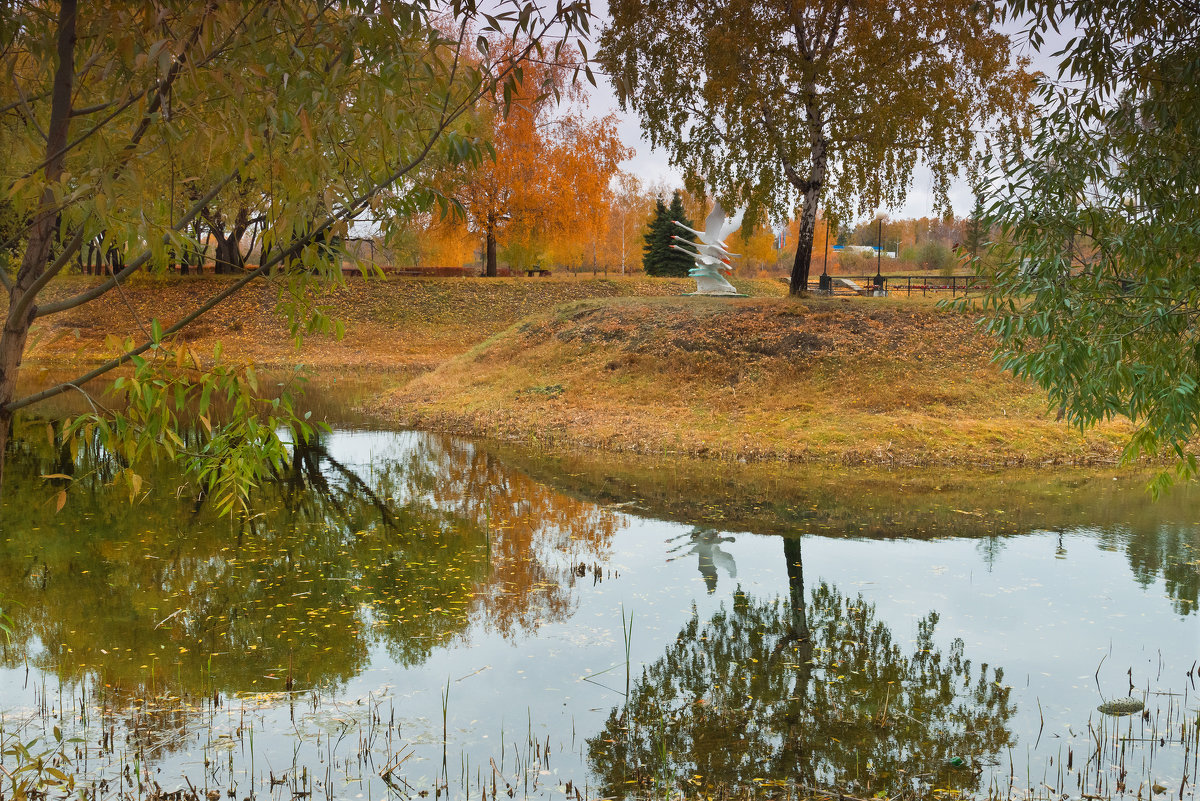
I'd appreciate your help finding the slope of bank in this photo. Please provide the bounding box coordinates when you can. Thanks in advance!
[487,442,1191,542]
[23,274,780,373]
[386,295,1132,467]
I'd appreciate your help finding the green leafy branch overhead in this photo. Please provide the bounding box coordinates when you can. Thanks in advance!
[0,0,595,502]
[969,0,1200,487]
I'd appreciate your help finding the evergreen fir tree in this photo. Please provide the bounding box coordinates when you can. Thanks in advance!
[662,191,696,276]
[642,191,696,276]
[964,193,986,259]
[642,196,670,274]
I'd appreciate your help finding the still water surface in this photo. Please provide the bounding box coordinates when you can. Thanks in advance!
[0,427,1197,801]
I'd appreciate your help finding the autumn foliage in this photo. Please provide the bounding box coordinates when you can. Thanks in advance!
[419,40,631,275]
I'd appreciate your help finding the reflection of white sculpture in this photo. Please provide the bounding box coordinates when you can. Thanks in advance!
[670,200,746,296]
[666,527,738,594]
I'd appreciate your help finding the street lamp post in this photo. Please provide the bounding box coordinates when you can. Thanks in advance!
[873,216,885,293]
[819,218,832,293]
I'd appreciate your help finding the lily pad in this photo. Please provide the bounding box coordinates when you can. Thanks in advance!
[1097,696,1144,716]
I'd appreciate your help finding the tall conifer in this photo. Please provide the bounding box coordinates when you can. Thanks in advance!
[642,196,669,274]
[642,191,696,276]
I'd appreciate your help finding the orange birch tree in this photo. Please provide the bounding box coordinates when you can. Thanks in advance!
[448,43,629,275]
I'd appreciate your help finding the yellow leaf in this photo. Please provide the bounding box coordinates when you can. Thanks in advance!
[299,108,313,142]
[55,490,67,513]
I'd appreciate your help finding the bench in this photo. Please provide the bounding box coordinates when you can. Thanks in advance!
[525,268,552,277]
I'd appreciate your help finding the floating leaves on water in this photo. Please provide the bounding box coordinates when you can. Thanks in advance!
[1096,696,1144,716]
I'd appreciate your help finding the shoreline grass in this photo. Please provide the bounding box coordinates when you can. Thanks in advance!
[382,293,1133,468]
[15,274,1135,468]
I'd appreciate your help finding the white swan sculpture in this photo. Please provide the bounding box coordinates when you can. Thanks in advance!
[669,200,746,296]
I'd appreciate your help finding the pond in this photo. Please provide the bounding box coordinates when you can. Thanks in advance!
[0,421,1197,801]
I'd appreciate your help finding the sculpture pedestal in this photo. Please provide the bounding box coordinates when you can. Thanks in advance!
[688,270,743,296]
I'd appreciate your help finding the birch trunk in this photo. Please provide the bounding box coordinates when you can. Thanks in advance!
[787,119,828,296]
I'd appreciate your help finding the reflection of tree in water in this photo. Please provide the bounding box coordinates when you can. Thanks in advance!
[0,432,483,698]
[976,524,1198,615]
[1096,525,1199,615]
[400,437,623,635]
[976,535,1006,570]
[589,538,1015,799]
[505,446,1200,615]
[0,427,623,704]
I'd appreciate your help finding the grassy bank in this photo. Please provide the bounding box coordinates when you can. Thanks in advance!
[487,441,1199,545]
[18,273,1131,466]
[384,294,1132,466]
[24,273,779,373]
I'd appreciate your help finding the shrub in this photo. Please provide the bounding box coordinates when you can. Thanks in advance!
[836,250,873,274]
[919,241,957,275]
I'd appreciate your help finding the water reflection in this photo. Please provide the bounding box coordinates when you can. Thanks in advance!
[667,528,737,593]
[398,437,622,635]
[1097,524,1199,616]
[1,424,1197,801]
[499,446,1200,615]
[588,565,1016,798]
[0,428,621,699]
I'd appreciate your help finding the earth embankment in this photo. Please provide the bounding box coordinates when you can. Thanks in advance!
[17,274,1130,465]
[386,294,1130,466]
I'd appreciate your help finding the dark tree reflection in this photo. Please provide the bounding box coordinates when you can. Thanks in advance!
[588,538,1016,799]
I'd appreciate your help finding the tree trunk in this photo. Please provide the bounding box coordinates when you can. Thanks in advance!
[788,191,819,295]
[211,205,251,274]
[777,534,814,779]
[212,233,244,273]
[0,0,77,491]
[485,223,497,277]
[783,536,810,643]
[192,219,205,274]
[787,110,828,297]
[86,239,101,275]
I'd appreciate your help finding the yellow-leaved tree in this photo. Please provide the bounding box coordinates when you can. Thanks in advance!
[740,222,779,274]
[600,0,1033,296]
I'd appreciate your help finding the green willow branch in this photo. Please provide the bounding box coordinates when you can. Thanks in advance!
[34,157,251,318]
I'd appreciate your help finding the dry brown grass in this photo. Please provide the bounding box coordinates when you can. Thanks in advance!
[387,295,1132,467]
[17,273,1133,466]
[23,273,778,372]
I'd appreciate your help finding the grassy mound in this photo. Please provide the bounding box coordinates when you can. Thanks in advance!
[387,295,1132,466]
[26,274,782,372]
